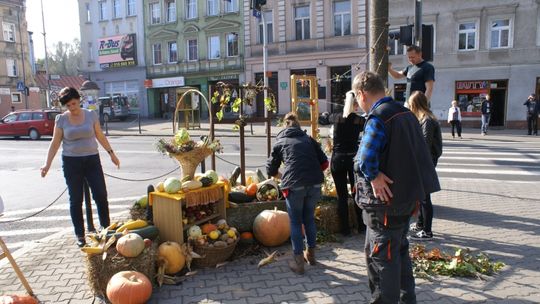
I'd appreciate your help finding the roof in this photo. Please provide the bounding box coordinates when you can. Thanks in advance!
[34,73,87,91]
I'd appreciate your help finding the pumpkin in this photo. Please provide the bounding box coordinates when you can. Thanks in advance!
[201,223,218,235]
[106,271,152,304]
[0,295,38,304]
[158,241,185,274]
[246,183,258,197]
[116,233,145,258]
[252,207,291,247]
[240,231,254,240]
[188,225,202,238]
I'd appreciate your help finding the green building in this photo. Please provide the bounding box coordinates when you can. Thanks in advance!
[144,0,244,121]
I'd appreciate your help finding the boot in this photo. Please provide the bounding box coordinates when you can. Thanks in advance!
[304,247,316,265]
[289,254,305,275]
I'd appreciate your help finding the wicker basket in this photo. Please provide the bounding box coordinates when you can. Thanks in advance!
[170,146,213,179]
[191,238,239,268]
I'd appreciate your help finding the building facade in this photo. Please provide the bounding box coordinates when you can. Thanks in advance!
[244,0,367,117]
[78,0,149,117]
[388,0,540,128]
[0,0,39,117]
[144,0,244,120]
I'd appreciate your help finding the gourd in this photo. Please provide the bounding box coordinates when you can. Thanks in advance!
[252,207,291,247]
[188,225,202,238]
[0,295,38,304]
[116,233,145,258]
[106,271,152,304]
[182,180,203,190]
[246,183,258,197]
[201,223,218,235]
[158,241,186,274]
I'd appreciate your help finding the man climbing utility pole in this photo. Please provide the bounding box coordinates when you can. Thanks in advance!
[368,0,389,85]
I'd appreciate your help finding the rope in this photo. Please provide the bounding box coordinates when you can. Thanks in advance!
[215,155,266,169]
[0,187,68,224]
[103,166,179,182]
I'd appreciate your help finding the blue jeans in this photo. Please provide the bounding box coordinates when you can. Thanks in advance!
[285,185,321,255]
[62,154,110,237]
[481,114,490,133]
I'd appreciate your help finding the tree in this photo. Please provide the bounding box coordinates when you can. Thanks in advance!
[35,39,82,76]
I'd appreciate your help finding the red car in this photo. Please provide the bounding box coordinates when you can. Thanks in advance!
[0,109,60,140]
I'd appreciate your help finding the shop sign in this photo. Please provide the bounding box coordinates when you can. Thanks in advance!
[208,74,238,81]
[151,76,185,88]
[0,88,10,95]
[29,87,40,93]
[98,33,137,69]
[280,82,288,90]
[455,81,489,90]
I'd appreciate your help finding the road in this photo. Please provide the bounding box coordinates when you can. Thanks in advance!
[0,134,539,252]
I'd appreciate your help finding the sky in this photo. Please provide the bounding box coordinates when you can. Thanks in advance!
[25,0,81,59]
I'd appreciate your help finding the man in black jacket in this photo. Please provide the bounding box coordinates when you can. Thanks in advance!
[524,94,539,135]
[353,71,440,304]
[480,95,492,135]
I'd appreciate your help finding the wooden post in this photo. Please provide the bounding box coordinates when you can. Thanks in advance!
[368,0,389,84]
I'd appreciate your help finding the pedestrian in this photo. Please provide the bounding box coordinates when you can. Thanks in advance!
[480,94,492,135]
[447,100,462,138]
[388,45,435,106]
[353,71,440,303]
[408,91,443,241]
[327,90,366,236]
[40,87,120,247]
[266,112,328,275]
[523,93,539,135]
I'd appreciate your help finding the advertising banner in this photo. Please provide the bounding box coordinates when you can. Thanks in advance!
[98,33,137,69]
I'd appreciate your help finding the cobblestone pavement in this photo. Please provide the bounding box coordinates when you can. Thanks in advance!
[1,176,539,303]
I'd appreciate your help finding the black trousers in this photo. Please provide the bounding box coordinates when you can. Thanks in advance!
[331,152,364,235]
[62,154,110,237]
[450,120,462,137]
[527,114,538,135]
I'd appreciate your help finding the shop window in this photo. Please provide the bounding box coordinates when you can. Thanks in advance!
[333,1,351,37]
[330,66,352,112]
[458,21,477,51]
[489,18,512,49]
[127,0,136,16]
[258,11,273,44]
[294,5,310,40]
[208,36,220,59]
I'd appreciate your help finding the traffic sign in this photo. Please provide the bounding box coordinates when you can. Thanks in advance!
[16,81,25,92]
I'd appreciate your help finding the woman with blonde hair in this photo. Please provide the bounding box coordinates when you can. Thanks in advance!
[447,100,462,138]
[408,91,442,240]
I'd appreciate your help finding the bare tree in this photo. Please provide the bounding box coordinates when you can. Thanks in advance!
[35,39,82,76]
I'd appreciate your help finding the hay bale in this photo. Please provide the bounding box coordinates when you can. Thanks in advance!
[227,200,287,232]
[315,197,360,233]
[84,243,157,299]
[129,205,147,221]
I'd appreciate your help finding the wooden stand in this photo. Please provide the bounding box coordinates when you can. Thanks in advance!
[0,237,33,295]
[149,184,226,244]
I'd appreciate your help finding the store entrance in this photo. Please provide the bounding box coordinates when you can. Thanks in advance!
[490,88,506,127]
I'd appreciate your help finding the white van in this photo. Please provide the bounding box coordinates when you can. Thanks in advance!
[98,96,130,122]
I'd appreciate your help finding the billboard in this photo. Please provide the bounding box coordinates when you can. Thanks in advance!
[98,33,137,69]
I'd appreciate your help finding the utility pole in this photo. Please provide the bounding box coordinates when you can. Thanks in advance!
[40,0,51,108]
[261,9,270,157]
[16,6,28,109]
[414,0,422,46]
[368,0,389,84]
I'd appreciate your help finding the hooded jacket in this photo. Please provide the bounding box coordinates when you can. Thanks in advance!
[266,127,327,189]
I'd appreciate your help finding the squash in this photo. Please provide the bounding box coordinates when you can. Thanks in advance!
[0,295,38,304]
[246,183,258,197]
[228,192,254,204]
[109,225,159,240]
[182,180,203,190]
[201,223,218,235]
[188,225,202,238]
[240,231,254,240]
[252,207,291,247]
[106,271,152,304]
[158,241,186,274]
[116,233,145,258]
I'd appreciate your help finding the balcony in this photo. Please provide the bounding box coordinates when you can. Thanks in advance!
[147,56,243,78]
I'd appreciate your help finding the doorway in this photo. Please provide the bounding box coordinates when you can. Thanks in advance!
[489,88,507,127]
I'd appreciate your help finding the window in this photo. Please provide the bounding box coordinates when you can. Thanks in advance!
[6,59,17,77]
[207,0,218,16]
[149,2,161,24]
[127,0,136,16]
[295,6,310,40]
[187,39,198,61]
[208,36,220,59]
[258,11,273,44]
[333,1,351,36]
[3,114,17,123]
[113,0,121,18]
[11,93,21,103]
[224,0,238,13]
[152,43,162,64]
[32,113,45,120]
[88,42,94,60]
[490,18,511,49]
[2,22,15,42]
[17,112,31,120]
[458,22,477,50]
[388,28,404,56]
[168,41,177,63]
[227,33,238,57]
[99,1,107,20]
[166,0,176,22]
[186,0,197,19]
[85,3,91,22]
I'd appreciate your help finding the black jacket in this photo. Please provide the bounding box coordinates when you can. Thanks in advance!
[420,117,443,164]
[328,112,365,154]
[481,100,491,115]
[266,127,327,189]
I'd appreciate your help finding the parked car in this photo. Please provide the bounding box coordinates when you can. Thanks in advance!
[0,109,60,140]
[98,96,130,122]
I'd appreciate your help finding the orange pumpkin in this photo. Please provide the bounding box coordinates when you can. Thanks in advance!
[106,271,152,304]
[201,223,218,235]
[240,231,254,240]
[0,295,38,304]
[157,241,185,274]
[246,183,258,197]
[252,207,291,246]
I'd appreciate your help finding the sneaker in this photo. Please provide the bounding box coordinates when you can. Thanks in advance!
[409,223,423,233]
[410,230,433,240]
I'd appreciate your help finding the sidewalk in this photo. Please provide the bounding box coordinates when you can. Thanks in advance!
[1,177,539,303]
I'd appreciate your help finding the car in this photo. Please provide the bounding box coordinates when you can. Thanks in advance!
[0,109,60,140]
[98,96,130,122]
